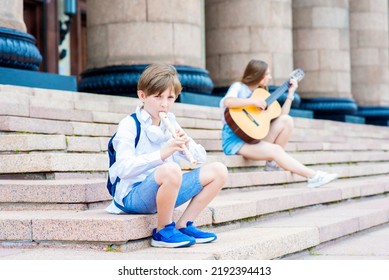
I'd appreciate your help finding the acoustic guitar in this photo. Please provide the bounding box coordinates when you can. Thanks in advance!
[224,68,305,144]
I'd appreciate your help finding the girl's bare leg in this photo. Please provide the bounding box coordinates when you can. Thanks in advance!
[238,141,316,178]
[263,114,294,147]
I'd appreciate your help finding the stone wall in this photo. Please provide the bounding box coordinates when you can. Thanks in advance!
[0,0,25,32]
[349,0,389,106]
[292,0,352,99]
[1,0,389,105]
[86,0,205,69]
[205,0,294,86]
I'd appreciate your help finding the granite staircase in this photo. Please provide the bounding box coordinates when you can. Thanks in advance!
[1,84,389,259]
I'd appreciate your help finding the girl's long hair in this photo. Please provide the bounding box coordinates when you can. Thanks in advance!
[240,59,268,88]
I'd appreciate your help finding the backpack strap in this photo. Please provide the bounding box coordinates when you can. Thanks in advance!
[107,112,141,213]
[131,112,141,148]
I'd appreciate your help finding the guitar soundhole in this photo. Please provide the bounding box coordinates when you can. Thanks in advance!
[242,109,259,126]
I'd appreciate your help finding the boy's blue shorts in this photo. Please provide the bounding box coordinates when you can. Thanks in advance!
[122,167,203,214]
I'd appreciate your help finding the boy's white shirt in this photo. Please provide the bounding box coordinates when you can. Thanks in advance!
[106,105,207,214]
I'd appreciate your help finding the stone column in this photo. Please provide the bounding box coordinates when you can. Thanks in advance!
[80,0,212,97]
[205,0,294,87]
[86,0,204,68]
[0,0,41,71]
[292,0,352,99]
[349,0,389,106]
[0,0,26,32]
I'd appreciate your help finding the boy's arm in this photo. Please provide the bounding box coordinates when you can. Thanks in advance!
[112,117,163,180]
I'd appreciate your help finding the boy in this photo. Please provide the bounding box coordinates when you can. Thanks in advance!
[106,63,228,248]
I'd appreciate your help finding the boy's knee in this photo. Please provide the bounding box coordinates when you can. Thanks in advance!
[156,162,182,186]
[210,162,228,182]
[217,162,228,177]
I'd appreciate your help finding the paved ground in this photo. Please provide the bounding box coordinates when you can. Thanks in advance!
[284,222,389,259]
[1,224,388,280]
[1,223,389,260]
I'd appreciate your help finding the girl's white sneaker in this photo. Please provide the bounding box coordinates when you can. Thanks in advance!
[307,171,338,188]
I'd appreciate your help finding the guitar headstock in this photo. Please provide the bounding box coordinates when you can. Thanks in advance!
[290,68,305,82]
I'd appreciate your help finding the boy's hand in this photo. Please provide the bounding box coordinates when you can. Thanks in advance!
[174,129,190,146]
[160,129,190,160]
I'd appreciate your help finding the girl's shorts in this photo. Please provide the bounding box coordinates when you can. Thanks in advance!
[222,124,245,155]
[122,167,203,214]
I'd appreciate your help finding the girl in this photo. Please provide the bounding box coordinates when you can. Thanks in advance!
[220,59,337,188]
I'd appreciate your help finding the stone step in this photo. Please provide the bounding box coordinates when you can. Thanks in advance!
[207,150,389,168]
[285,140,389,152]
[1,147,388,177]
[0,134,109,153]
[1,175,388,256]
[127,195,389,259]
[2,113,388,144]
[0,115,223,139]
[1,132,389,163]
[0,178,106,203]
[0,115,117,136]
[293,119,389,140]
[0,96,223,129]
[0,202,211,244]
[212,175,389,224]
[0,88,223,121]
[1,162,387,210]
[2,85,389,260]
[3,222,389,260]
[226,162,389,188]
[1,141,387,167]
[4,109,383,144]
[3,88,389,139]
[2,132,389,155]
[0,153,107,174]
[1,161,388,211]
[0,134,67,152]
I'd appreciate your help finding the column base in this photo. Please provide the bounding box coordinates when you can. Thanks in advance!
[78,64,214,98]
[299,97,361,124]
[0,66,77,91]
[0,27,42,71]
[355,106,389,127]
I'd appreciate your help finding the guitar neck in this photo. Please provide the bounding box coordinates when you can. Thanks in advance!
[264,80,290,106]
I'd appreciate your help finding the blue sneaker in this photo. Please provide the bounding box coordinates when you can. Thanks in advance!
[179,221,217,244]
[151,222,196,248]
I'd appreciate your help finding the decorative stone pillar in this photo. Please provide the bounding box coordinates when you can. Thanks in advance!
[0,0,42,71]
[86,0,204,68]
[79,0,213,98]
[349,0,389,106]
[205,0,294,87]
[349,0,389,126]
[292,0,351,99]
[0,0,26,32]
[293,0,358,122]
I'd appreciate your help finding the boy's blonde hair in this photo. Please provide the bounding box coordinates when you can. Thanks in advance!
[137,63,182,97]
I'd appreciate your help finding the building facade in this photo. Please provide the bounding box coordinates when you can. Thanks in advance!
[1,0,389,124]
